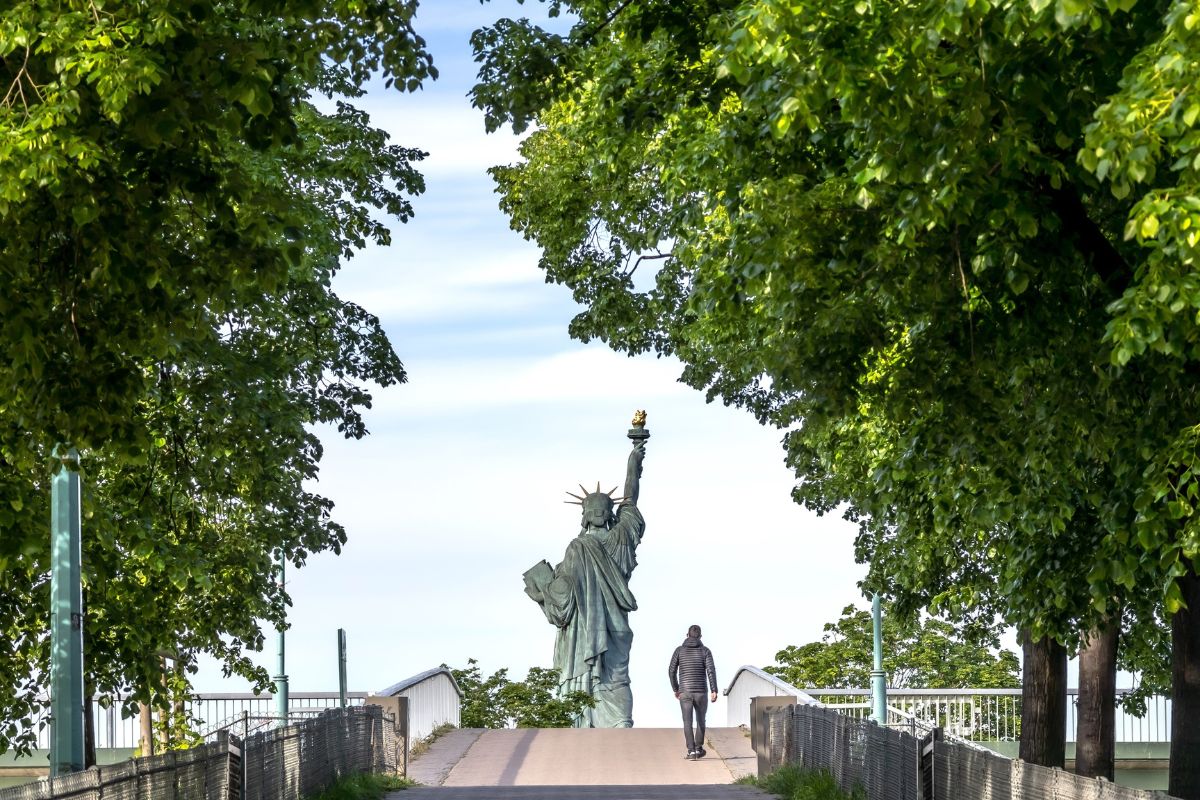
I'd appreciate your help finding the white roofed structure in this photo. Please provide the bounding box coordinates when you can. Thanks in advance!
[722,665,820,727]
[378,667,463,743]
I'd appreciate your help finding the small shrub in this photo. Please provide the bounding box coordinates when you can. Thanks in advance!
[408,723,456,760]
[751,766,864,800]
[306,772,415,800]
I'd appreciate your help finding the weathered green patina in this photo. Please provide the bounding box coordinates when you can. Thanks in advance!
[524,413,649,728]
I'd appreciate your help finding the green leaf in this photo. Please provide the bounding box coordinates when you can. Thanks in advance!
[1141,214,1160,239]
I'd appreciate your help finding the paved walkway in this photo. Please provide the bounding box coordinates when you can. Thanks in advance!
[405,728,487,787]
[395,727,766,799]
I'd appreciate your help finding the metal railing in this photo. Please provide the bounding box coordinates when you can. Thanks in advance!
[808,697,1000,753]
[760,703,1173,800]
[32,693,370,751]
[2,706,403,800]
[805,688,1171,743]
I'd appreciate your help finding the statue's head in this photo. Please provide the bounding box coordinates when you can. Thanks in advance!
[565,482,623,530]
[582,493,615,529]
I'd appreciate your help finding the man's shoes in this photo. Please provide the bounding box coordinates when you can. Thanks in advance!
[686,750,698,760]
[695,747,706,758]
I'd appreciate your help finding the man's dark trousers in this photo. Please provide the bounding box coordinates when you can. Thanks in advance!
[679,691,708,752]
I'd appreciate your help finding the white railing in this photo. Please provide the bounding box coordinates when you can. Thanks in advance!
[32,692,368,750]
[805,688,1171,743]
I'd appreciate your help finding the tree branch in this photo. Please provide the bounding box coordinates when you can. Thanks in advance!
[627,251,671,279]
[1043,181,1132,296]
[578,0,637,45]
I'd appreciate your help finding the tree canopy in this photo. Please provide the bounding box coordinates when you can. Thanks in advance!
[767,603,1020,690]
[472,0,1200,787]
[0,0,433,754]
[447,659,595,729]
[0,0,432,460]
[471,0,1195,666]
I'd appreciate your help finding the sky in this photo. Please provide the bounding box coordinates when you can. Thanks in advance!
[193,0,869,728]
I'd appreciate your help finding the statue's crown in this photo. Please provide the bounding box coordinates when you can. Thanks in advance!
[564,482,626,506]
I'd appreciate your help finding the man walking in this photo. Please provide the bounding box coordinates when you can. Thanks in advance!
[668,624,718,759]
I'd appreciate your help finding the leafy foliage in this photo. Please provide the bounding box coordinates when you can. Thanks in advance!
[447,659,595,728]
[472,0,1200,777]
[753,765,865,800]
[306,771,416,800]
[766,603,1020,690]
[470,0,1195,671]
[0,0,433,754]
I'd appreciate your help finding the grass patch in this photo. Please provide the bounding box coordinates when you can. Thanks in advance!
[407,723,455,760]
[307,772,416,800]
[745,766,865,800]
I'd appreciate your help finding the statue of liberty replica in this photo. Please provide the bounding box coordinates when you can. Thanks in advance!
[522,411,649,728]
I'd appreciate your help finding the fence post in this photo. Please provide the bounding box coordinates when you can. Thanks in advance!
[919,727,942,800]
[337,631,347,710]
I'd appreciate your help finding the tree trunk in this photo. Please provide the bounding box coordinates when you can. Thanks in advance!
[1075,619,1118,779]
[82,689,96,769]
[1170,563,1200,799]
[83,592,96,769]
[158,657,169,750]
[1019,631,1067,768]
[138,703,154,757]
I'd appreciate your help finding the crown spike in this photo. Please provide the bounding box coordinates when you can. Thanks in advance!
[564,499,584,505]
[607,486,619,497]
[596,481,601,493]
[579,484,590,496]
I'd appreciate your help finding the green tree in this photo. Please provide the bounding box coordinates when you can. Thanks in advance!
[471,0,1199,789]
[0,0,434,754]
[0,0,433,464]
[500,667,598,728]
[447,660,595,728]
[767,603,1020,690]
[449,659,514,729]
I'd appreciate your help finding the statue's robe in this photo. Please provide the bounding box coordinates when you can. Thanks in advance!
[534,504,644,727]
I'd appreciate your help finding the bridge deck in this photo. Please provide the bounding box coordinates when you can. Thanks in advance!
[401,727,765,798]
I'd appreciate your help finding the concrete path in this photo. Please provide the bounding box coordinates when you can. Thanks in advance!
[396,727,766,799]
[405,728,486,787]
[394,789,767,799]
[705,728,756,783]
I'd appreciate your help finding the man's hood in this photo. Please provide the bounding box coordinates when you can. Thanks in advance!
[682,637,702,647]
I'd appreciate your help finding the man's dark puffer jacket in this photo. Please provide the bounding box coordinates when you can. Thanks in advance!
[669,636,716,693]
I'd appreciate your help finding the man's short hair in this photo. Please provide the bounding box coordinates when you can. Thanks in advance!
[688,624,702,638]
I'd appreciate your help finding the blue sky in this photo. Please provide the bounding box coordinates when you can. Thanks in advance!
[194,0,868,728]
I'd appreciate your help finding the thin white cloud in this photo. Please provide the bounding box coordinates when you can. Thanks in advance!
[449,253,545,287]
[375,347,691,417]
[369,99,525,178]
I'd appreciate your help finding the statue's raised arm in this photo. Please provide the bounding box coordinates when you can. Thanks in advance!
[624,410,649,507]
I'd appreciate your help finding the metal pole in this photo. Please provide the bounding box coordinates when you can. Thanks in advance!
[870,593,887,725]
[273,558,289,727]
[337,629,347,709]
[50,447,85,775]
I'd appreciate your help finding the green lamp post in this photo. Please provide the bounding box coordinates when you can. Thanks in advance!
[50,448,85,775]
[870,593,887,725]
[274,558,289,727]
